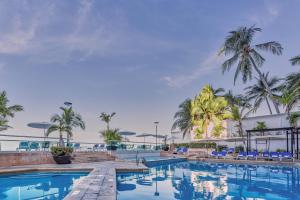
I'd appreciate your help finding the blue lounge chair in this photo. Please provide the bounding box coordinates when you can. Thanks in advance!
[73,143,81,151]
[262,151,270,160]
[280,152,294,162]
[17,141,30,151]
[217,151,227,159]
[270,152,280,160]
[247,152,258,160]
[227,148,234,154]
[211,151,218,158]
[237,152,247,160]
[41,141,50,150]
[29,142,40,151]
[178,147,188,154]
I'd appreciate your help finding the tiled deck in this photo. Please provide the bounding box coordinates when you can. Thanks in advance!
[0,161,148,200]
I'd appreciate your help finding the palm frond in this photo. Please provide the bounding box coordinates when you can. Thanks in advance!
[290,55,300,66]
[255,41,283,55]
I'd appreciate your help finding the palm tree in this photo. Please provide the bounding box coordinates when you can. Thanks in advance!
[192,85,232,138]
[290,55,300,66]
[277,89,298,116]
[99,112,116,130]
[47,106,85,147]
[224,91,252,141]
[100,128,122,144]
[288,112,300,128]
[61,107,85,144]
[172,99,193,139]
[219,26,283,113]
[0,91,23,131]
[245,73,281,114]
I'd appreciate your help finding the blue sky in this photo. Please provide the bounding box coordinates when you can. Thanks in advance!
[1,0,300,142]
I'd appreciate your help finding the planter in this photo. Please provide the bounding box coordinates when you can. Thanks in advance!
[106,145,117,151]
[53,155,72,164]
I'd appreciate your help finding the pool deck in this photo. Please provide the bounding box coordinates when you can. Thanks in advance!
[0,161,148,200]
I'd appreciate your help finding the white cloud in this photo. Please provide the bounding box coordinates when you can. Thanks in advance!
[162,51,223,88]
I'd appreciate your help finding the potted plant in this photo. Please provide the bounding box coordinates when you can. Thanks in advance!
[51,146,73,164]
[101,128,122,151]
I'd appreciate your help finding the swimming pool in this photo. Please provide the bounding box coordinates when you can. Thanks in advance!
[117,161,300,200]
[0,171,88,200]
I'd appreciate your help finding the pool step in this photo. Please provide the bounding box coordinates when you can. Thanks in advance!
[72,152,115,163]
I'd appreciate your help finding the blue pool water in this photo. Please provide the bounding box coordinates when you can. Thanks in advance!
[0,171,88,200]
[117,161,300,200]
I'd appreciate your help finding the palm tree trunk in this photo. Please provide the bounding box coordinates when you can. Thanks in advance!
[249,56,280,114]
[59,131,64,147]
[265,97,273,115]
[238,120,246,148]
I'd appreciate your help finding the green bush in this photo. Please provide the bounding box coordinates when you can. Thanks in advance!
[51,146,73,156]
[234,145,244,153]
[217,145,227,152]
[174,142,216,149]
[276,148,285,152]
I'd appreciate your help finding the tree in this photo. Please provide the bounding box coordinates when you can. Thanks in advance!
[254,121,268,130]
[290,55,300,66]
[192,85,232,138]
[99,112,116,130]
[245,73,281,114]
[288,112,300,128]
[100,128,122,144]
[224,91,252,141]
[47,106,85,147]
[219,26,282,113]
[277,89,298,116]
[0,91,23,131]
[172,99,193,139]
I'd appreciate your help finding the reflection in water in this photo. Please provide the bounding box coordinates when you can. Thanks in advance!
[117,161,300,200]
[0,172,88,200]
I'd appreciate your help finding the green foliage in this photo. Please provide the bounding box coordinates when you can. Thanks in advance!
[288,112,300,128]
[0,91,23,131]
[234,145,244,153]
[290,55,300,66]
[99,112,116,130]
[47,106,85,147]
[50,146,73,156]
[172,99,193,139]
[253,121,267,130]
[101,128,122,144]
[276,149,285,152]
[192,85,232,138]
[174,142,216,149]
[216,145,227,152]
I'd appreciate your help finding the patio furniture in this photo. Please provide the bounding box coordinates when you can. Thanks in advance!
[17,141,30,151]
[270,152,280,160]
[217,151,227,159]
[178,147,188,154]
[30,142,40,151]
[210,151,218,158]
[73,143,81,151]
[41,141,50,150]
[247,152,258,160]
[280,152,294,162]
[262,151,270,160]
[227,148,234,154]
[236,152,247,160]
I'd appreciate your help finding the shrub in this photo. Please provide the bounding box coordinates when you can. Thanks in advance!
[51,146,73,156]
[234,145,244,153]
[217,145,227,152]
[174,142,216,149]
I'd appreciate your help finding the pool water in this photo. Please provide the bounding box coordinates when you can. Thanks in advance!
[117,161,300,200]
[0,171,88,200]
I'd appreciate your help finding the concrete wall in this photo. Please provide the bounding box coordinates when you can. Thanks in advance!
[0,152,56,167]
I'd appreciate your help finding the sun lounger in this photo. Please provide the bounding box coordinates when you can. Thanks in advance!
[29,142,40,151]
[237,152,247,160]
[280,152,294,162]
[41,141,50,150]
[210,151,218,158]
[247,152,258,160]
[217,151,227,159]
[16,141,30,151]
[270,152,280,160]
[227,148,234,154]
[73,143,81,151]
[262,152,270,160]
[178,147,188,154]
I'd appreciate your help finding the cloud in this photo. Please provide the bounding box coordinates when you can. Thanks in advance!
[162,51,223,88]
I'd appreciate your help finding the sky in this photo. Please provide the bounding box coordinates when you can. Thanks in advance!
[0,0,300,143]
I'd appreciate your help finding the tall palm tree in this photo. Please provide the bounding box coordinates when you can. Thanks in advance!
[290,55,300,66]
[47,106,85,147]
[277,89,298,116]
[172,99,193,139]
[219,26,283,113]
[0,91,23,131]
[245,73,281,114]
[192,85,232,138]
[61,107,85,144]
[99,112,116,130]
